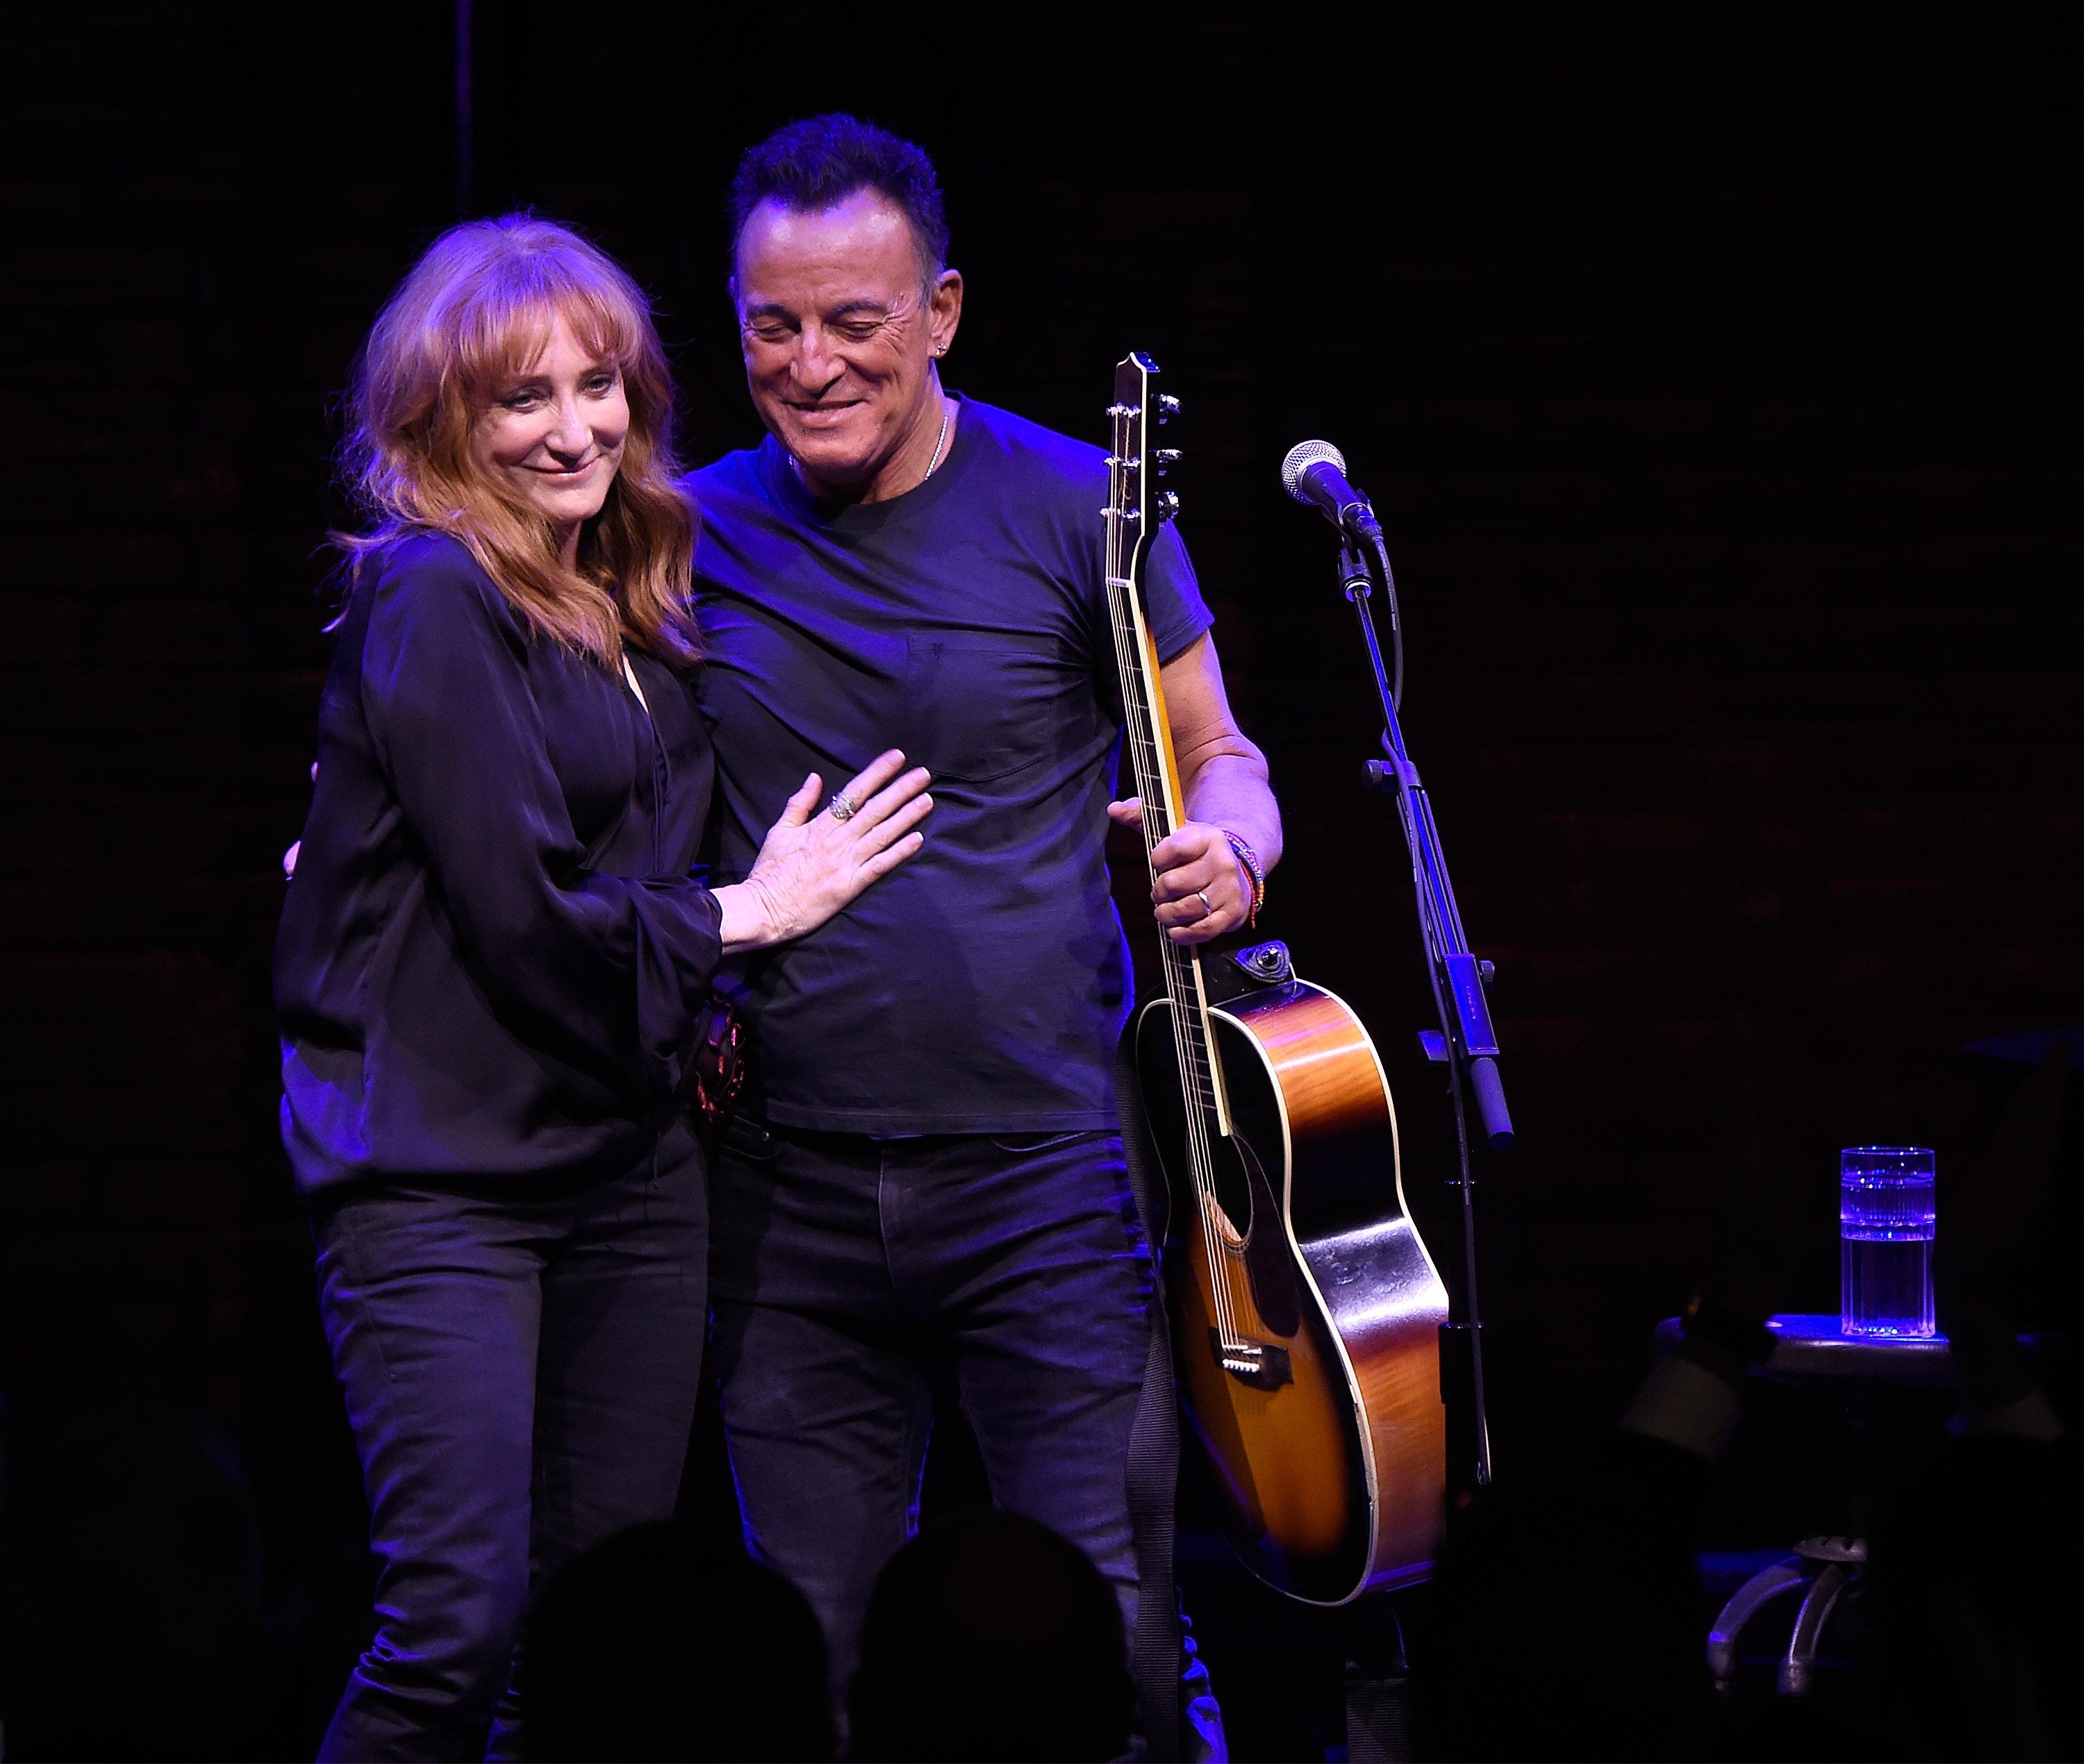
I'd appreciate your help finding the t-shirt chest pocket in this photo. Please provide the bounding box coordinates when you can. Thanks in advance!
[902,633,1091,786]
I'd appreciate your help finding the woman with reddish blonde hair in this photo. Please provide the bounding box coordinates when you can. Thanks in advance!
[336,213,697,667]
[275,215,930,1759]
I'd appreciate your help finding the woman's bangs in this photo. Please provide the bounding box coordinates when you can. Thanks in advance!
[453,272,643,403]
[454,286,555,402]
[529,244,646,376]
[553,278,647,382]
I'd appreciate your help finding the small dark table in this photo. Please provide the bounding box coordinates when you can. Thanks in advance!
[1655,1312,1951,1696]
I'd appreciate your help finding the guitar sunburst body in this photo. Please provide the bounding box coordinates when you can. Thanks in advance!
[1139,977,1448,1601]
[1105,351,1448,1604]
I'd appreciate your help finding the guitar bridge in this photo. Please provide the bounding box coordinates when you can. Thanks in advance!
[1211,1329,1294,1390]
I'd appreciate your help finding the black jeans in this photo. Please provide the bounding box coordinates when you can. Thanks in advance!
[709,1117,1153,1702]
[309,1117,709,1761]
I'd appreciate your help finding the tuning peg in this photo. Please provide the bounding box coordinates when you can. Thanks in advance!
[1155,448,1182,474]
[1157,490,1181,524]
[1157,394,1181,423]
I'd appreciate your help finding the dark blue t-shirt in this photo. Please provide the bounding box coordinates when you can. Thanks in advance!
[688,396,1212,1133]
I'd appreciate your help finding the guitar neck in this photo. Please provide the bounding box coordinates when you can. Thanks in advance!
[1105,359,1232,1139]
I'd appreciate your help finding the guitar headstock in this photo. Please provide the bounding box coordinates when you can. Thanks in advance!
[1106,352,1181,580]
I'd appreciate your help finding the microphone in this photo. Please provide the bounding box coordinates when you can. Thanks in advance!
[1280,440,1382,540]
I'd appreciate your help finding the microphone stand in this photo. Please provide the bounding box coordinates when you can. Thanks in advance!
[1337,535,1510,1497]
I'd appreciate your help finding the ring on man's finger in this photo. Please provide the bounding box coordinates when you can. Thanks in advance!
[827,792,859,822]
[1194,888,1214,918]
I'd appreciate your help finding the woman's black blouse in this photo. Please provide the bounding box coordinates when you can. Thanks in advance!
[274,533,723,1198]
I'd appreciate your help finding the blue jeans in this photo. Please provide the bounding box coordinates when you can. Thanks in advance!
[709,1120,1153,1701]
[310,1117,708,1761]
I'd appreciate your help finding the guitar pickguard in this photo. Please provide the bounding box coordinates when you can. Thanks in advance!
[1231,1131,1302,1340]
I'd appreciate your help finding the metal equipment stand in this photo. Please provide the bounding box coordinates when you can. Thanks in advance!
[1334,535,1513,1498]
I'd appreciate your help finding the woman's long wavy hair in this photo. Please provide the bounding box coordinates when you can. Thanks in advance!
[337,214,698,666]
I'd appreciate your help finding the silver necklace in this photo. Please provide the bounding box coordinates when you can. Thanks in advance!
[921,397,952,480]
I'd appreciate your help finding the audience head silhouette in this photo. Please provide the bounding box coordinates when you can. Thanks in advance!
[520,1521,833,1762]
[849,1510,1133,1762]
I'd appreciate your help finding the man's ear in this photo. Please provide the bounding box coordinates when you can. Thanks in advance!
[932,267,965,333]
[727,274,740,314]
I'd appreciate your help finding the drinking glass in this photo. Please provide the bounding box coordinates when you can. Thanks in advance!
[1840,1146,1935,1337]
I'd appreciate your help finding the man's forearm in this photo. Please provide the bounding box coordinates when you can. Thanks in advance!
[1183,749,1282,875]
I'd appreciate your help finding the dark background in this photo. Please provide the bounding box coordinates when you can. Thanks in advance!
[4,1,2079,1753]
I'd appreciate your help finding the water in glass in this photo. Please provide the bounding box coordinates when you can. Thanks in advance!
[1840,1146,1935,1337]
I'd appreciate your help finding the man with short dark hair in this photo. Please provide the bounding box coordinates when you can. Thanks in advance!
[690,114,1276,1741]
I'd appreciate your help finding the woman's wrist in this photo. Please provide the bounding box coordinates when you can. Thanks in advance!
[714,881,775,952]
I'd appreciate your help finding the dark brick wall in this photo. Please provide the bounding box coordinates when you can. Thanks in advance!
[5,1,260,1431]
[2,1,2078,1733]
[1250,13,2083,1461]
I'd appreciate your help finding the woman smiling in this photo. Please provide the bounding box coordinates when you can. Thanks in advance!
[274,215,929,1759]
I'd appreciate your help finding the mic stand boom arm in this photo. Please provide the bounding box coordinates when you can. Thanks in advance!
[1339,536,1509,1493]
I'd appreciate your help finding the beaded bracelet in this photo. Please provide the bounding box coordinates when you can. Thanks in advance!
[1223,831,1266,927]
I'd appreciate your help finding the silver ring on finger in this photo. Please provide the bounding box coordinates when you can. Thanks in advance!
[827,792,858,822]
[1194,888,1214,918]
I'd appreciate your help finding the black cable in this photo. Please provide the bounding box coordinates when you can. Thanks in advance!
[1370,530,1403,710]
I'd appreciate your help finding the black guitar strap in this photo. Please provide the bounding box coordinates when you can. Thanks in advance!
[1116,1029,1184,1762]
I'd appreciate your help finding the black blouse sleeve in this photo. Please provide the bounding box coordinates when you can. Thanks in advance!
[359,544,724,1101]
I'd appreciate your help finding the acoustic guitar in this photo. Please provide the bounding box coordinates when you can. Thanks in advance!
[1104,352,1449,1604]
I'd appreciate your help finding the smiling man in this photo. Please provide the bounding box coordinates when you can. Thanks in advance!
[689,115,1276,1750]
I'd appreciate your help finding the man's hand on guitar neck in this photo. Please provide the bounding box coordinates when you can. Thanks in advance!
[1107,631,1282,945]
[1106,806,1259,944]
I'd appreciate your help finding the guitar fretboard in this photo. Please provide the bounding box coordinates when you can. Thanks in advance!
[1105,578,1223,1126]
[1103,382,1230,1151]
[1106,357,1258,1364]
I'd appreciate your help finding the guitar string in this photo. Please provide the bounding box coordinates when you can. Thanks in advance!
[1101,428,1238,1349]
[1107,444,1238,1348]
[1103,417,1234,1345]
[1107,426,1246,1354]
[1105,410,1245,1353]
[1102,464,1227,1199]
[1109,576,1240,1352]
